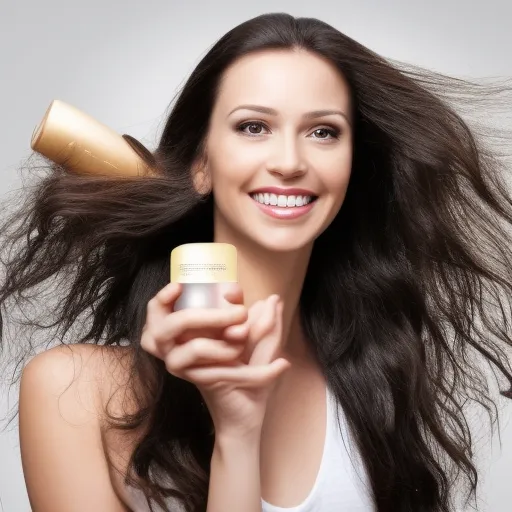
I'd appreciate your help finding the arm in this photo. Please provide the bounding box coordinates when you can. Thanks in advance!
[207,432,262,512]
[19,345,128,512]
[140,285,289,512]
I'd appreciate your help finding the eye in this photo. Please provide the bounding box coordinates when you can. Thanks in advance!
[236,122,341,141]
[237,121,270,136]
[310,127,341,141]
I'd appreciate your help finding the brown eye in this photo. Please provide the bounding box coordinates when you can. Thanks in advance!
[248,124,263,134]
[312,127,340,140]
[237,122,268,136]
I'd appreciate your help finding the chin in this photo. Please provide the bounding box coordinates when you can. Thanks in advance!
[248,231,316,254]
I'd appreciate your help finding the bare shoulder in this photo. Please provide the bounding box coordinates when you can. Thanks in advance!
[21,343,133,422]
[19,343,136,511]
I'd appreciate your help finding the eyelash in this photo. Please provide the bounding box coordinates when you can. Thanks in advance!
[236,121,341,141]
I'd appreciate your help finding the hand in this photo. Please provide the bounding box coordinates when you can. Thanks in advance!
[140,283,291,438]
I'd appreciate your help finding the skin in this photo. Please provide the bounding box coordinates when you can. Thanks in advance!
[204,47,353,355]
[19,48,354,511]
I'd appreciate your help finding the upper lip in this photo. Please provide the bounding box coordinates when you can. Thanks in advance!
[249,187,317,196]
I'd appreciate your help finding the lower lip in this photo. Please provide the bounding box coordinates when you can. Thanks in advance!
[250,196,316,220]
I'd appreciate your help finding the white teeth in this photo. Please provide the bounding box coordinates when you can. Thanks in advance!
[251,193,314,207]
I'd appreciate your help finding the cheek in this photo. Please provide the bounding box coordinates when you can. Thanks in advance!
[323,153,353,201]
[208,138,262,187]
[207,141,237,186]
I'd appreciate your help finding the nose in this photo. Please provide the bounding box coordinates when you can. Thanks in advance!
[266,135,307,179]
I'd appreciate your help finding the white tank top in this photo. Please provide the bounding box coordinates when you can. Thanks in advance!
[261,385,375,512]
[119,385,375,511]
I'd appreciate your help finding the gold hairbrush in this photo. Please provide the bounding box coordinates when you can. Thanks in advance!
[31,100,156,176]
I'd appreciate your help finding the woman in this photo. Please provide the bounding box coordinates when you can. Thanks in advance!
[1,11,512,512]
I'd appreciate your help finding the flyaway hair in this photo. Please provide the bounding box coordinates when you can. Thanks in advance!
[1,12,512,512]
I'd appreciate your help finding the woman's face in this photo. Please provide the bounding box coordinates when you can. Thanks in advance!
[202,49,353,252]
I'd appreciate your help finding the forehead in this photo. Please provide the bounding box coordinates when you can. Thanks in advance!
[213,49,352,116]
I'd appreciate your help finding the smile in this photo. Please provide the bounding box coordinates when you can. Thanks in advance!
[250,192,314,207]
[249,192,318,220]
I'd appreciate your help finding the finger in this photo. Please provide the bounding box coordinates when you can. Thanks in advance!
[222,322,249,341]
[141,322,247,361]
[222,283,244,306]
[147,282,182,318]
[156,282,182,304]
[239,298,275,364]
[173,322,249,345]
[164,338,244,373]
[274,299,284,351]
[249,297,281,365]
[185,358,291,387]
[140,330,160,357]
[249,295,280,342]
[270,299,285,360]
[154,305,248,344]
[246,299,266,328]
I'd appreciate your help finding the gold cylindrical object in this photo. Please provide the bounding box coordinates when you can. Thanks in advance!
[170,243,238,283]
[31,100,153,176]
[170,243,238,310]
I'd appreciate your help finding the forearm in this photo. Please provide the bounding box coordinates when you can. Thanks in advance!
[207,432,262,512]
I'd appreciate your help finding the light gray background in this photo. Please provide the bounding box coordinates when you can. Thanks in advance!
[1,1,511,511]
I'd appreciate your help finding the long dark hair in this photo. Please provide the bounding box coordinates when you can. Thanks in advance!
[1,12,512,512]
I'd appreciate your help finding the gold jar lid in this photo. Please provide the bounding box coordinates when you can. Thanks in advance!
[170,243,238,283]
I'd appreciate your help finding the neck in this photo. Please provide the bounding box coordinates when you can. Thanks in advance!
[214,226,312,357]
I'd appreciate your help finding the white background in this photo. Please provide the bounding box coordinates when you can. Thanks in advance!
[1,1,511,510]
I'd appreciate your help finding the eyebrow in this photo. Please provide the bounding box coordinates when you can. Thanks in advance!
[228,104,351,125]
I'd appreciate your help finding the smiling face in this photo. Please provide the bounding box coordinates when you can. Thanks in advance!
[200,48,354,253]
